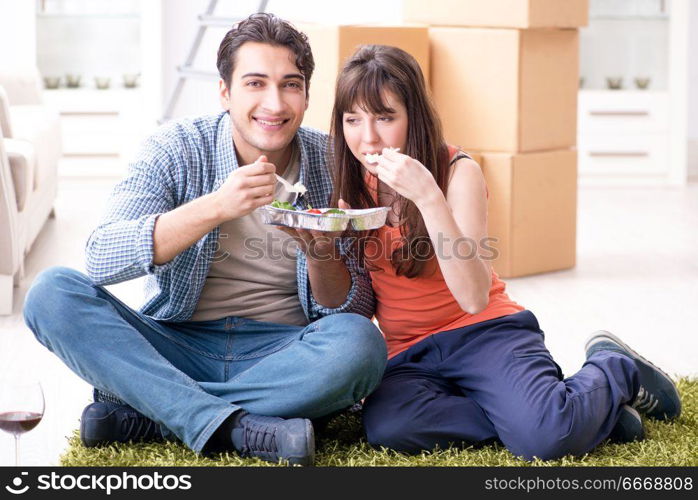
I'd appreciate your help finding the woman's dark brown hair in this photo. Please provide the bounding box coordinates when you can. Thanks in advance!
[330,45,450,278]
[217,13,314,95]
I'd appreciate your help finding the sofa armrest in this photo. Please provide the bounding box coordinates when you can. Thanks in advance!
[0,86,12,138]
[4,138,35,212]
[0,132,21,277]
[0,68,43,106]
[10,106,61,191]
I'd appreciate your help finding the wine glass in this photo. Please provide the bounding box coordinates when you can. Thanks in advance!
[0,380,45,465]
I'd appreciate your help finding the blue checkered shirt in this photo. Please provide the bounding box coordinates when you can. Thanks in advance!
[85,112,375,322]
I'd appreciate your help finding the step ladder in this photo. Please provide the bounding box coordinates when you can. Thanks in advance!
[161,0,270,122]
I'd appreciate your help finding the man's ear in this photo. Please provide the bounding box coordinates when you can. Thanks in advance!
[304,92,309,111]
[219,79,231,110]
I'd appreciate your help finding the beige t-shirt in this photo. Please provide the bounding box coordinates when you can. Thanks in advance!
[189,146,308,326]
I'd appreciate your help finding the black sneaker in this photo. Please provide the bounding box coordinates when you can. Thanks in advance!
[80,402,163,447]
[230,412,314,466]
[585,330,681,420]
[607,405,645,443]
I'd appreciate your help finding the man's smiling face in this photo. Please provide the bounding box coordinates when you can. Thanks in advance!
[219,41,308,165]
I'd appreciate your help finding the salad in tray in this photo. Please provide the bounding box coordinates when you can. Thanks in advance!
[270,200,346,215]
[259,199,389,232]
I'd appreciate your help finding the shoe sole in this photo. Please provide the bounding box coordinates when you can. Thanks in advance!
[585,330,680,418]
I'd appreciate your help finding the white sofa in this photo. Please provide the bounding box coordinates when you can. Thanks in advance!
[0,68,61,314]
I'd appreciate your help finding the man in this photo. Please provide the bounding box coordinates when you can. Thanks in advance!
[23,13,387,466]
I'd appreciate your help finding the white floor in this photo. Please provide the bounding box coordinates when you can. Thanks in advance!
[1,177,697,465]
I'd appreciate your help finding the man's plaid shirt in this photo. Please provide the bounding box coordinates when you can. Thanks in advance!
[85,112,375,322]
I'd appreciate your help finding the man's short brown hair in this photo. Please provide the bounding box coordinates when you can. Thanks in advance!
[217,13,315,95]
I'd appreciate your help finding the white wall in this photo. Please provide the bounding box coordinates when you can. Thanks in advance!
[37,16,141,80]
[0,0,36,69]
[580,19,669,91]
[689,1,698,139]
[688,0,698,177]
[160,0,403,119]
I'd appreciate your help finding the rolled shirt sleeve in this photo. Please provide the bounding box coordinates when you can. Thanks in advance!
[85,144,177,285]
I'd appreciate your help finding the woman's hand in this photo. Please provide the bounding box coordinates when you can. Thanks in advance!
[374,148,443,209]
[276,199,352,261]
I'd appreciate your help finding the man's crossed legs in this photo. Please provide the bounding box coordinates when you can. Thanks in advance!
[23,267,387,465]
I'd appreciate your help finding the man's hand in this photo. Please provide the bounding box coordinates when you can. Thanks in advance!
[212,155,277,221]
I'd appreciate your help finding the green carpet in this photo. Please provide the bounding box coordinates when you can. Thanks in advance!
[60,378,697,467]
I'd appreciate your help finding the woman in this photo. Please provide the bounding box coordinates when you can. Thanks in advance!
[328,45,681,460]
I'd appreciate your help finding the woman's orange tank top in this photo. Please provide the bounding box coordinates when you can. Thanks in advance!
[364,146,525,359]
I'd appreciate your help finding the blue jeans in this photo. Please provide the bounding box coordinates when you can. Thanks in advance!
[23,266,387,453]
[363,310,640,460]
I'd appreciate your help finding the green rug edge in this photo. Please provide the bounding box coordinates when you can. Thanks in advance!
[59,378,698,467]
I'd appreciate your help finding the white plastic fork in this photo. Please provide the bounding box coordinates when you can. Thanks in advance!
[275,174,309,207]
[275,174,307,196]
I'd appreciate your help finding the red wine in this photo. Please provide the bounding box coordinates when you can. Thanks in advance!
[0,411,43,434]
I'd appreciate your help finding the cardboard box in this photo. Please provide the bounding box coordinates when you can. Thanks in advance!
[480,149,577,278]
[299,24,430,132]
[404,0,588,29]
[430,27,579,152]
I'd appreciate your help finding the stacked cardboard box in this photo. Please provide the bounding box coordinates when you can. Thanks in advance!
[405,0,588,277]
[299,24,430,132]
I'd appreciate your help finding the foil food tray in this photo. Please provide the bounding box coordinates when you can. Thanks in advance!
[258,206,389,232]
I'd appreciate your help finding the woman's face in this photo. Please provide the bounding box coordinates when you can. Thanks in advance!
[342,90,408,177]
